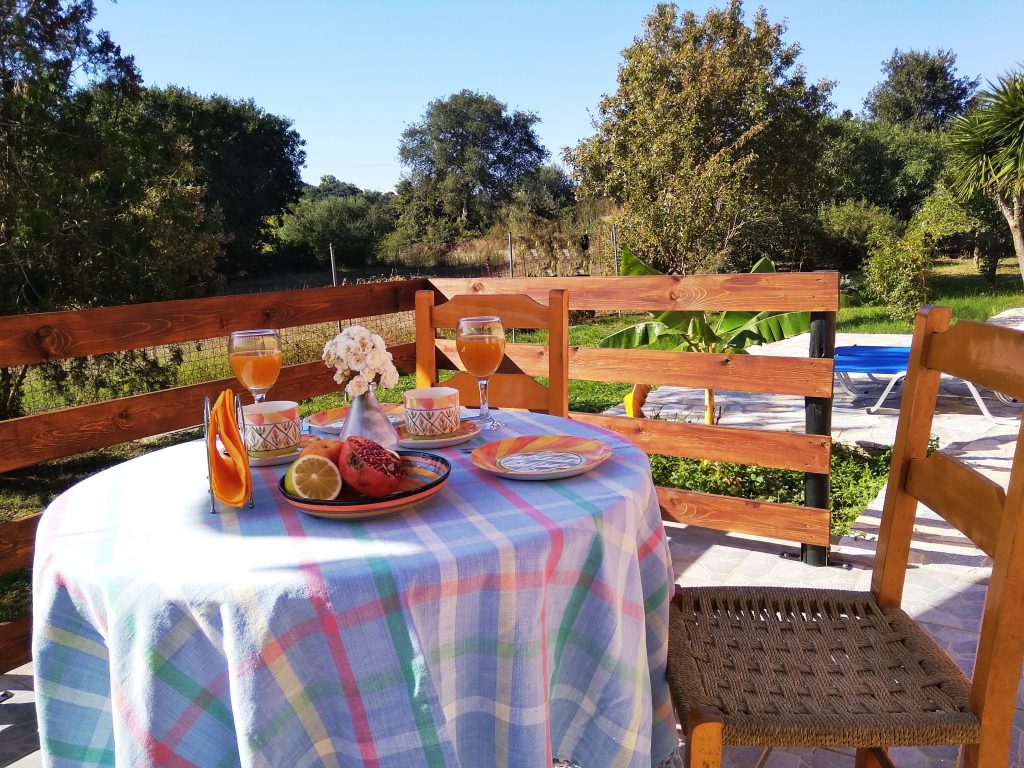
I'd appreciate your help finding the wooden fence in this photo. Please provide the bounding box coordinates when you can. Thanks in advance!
[0,273,838,672]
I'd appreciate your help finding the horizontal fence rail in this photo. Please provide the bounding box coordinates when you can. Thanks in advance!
[570,412,830,474]
[430,274,840,312]
[0,280,429,367]
[0,273,839,672]
[0,344,416,475]
[434,340,835,398]
[0,515,40,576]
[657,488,832,547]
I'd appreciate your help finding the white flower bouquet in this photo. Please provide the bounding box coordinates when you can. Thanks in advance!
[322,325,400,398]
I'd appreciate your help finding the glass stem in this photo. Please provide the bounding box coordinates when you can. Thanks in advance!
[478,378,490,420]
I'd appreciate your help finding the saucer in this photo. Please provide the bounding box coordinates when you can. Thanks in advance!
[396,420,481,449]
[247,448,302,467]
[305,403,404,434]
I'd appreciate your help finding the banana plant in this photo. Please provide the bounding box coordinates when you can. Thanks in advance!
[601,247,810,424]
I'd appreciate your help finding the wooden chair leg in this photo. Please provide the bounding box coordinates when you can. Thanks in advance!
[685,706,724,768]
[855,747,896,768]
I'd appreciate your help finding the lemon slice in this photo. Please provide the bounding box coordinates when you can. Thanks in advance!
[284,454,343,500]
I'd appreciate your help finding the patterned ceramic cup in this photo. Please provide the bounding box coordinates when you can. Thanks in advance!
[242,400,301,457]
[403,387,460,436]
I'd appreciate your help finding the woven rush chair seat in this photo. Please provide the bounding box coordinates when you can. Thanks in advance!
[668,586,981,749]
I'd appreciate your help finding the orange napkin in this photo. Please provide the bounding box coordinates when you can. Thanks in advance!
[208,389,252,507]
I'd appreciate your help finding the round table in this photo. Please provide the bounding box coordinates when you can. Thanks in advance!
[33,411,677,767]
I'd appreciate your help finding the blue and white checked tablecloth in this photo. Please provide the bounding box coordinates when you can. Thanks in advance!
[33,411,678,767]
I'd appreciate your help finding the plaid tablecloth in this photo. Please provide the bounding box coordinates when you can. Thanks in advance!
[33,411,677,767]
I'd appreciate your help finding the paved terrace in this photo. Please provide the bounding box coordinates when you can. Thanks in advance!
[3,311,1023,767]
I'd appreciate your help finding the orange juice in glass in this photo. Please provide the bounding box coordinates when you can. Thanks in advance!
[456,334,505,378]
[456,316,505,429]
[229,329,282,403]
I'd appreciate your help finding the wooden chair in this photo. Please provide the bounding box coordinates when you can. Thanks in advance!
[667,305,1024,768]
[415,289,569,417]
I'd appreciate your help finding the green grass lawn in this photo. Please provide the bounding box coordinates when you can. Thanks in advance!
[838,256,1024,333]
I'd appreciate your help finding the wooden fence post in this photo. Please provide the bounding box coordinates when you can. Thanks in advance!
[802,309,835,566]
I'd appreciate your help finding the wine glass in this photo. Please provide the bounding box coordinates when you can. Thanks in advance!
[456,316,506,429]
[228,329,282,403]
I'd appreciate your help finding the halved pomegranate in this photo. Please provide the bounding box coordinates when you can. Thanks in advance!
[338,436,406,497]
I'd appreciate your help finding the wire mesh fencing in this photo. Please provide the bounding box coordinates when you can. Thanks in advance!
[12,224,623,418]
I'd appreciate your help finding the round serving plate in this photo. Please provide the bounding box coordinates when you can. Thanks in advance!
[278,450,450,519]
[470,435,613,481]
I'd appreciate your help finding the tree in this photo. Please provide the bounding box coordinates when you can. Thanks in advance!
[395,90,547,241]
[818,199,903,270]
[864,49,978,130]
[277,187,396,268]
[509,165,574,219]
[817,116,946,220]
[569,1,832,274]
[911,184,1004,279]
[304,175,361,201]
[142,86,306,276]
[948,72,1024,285]
[0,3,224,417]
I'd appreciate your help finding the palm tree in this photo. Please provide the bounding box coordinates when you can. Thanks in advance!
[947,72,1024,285]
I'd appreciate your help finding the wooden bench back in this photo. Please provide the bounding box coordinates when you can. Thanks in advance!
[869,305,1024,767]
[415,289,569,417]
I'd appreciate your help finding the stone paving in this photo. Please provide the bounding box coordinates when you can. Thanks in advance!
[3,312,1023,768]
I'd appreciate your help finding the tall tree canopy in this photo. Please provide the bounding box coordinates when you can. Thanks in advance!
[142,86,306,276]
[510,165,575,220]
[304,175,362,201]
[0,1,222,316]
[948,72,1024,285]
[394,90,547,241]
[0,1,224,417]
[817,116,946,220]
[864,49,978,130]
[569,0,832,273]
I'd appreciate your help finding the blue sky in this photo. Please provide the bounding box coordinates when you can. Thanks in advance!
[95,1,1022,193]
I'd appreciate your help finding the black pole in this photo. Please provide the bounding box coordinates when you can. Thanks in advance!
[802,310,835,566]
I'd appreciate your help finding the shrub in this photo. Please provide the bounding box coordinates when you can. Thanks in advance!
[649,443,892,537]
[819,199,903,271]
[863,234,929,321]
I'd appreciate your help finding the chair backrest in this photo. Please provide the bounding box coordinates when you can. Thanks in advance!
[414,289,569,417]
[872,305,1024,766]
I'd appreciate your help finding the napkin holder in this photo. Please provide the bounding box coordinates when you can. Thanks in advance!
[203,394,254,513]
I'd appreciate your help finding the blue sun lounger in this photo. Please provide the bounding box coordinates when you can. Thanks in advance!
[834,345,999,421]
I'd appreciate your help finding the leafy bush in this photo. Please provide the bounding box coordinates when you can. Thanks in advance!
[863,234,929,321]
[650,443,892,537]
[277,192,397,268]
[0,569,30,621]
[819,199,903,270]
[27,349,182,416]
